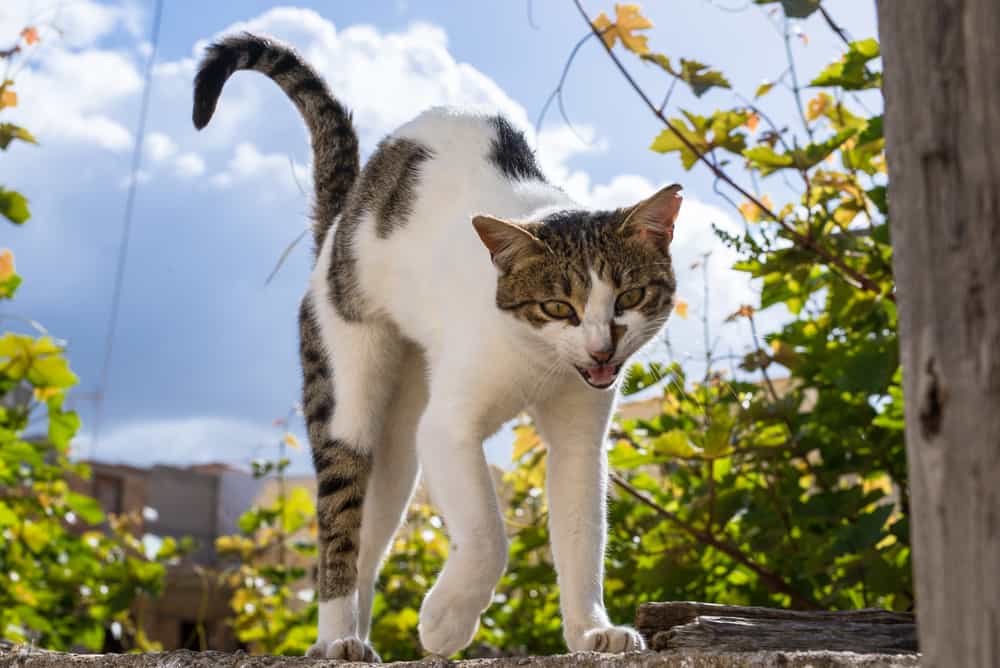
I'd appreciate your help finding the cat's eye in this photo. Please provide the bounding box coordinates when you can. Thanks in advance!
[615,287,646,312]
[540,300,576,320]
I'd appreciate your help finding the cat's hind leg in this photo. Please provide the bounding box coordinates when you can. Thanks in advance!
[356,344,427,642]
[299,294,405,662]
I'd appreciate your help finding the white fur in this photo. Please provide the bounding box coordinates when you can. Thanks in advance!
[308,108,656,658]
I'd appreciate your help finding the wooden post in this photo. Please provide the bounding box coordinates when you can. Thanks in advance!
[877,2,1000,665]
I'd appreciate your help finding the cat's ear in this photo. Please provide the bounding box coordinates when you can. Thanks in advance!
[472,215,545,272]
[620,183,683,250]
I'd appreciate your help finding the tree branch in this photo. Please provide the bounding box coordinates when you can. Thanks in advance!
[610,472,820,610]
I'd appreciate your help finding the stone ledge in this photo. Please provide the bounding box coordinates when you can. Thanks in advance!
[0,648,921,667]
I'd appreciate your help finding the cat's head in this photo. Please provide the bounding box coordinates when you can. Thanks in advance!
[473,184,681,390]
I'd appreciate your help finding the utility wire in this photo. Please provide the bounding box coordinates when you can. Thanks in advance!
[90,0,165,460]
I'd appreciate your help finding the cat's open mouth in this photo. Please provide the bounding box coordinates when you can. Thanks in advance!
[575,363,623,389]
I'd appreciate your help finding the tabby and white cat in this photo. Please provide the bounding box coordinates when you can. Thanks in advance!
[193,33,681,661]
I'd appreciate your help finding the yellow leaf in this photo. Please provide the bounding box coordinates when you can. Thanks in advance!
[21,27,40,45]
[511,424,541,462]
[674,299,689,319]
[0,89,16,109]
[283,432,301,450]
[592,4,653,55]
[0,249,14,281]
[755,80,775,98]
[806,92,831,121]
[33,386,61,402]
[613,4,653,55]
[737,194,774,222]
[591,12,616,49]
[745,112,760,132]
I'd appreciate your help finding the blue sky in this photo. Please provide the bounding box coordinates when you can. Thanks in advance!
[0,1,879,472]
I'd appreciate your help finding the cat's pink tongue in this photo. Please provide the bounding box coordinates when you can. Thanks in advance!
[585,364,618,386]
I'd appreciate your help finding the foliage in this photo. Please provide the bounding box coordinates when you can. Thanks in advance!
[585,0,909,613]
[219,1,909,659]
[214,428,320,655]
[0,28,176,652]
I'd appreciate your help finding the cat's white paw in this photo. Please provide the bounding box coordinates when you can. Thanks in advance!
[575,625,646,653]
[306,636,381,662]
[418,586,485,656]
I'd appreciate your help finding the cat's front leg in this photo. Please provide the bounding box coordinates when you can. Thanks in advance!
[532,386,646,654]
[415,398,508,657]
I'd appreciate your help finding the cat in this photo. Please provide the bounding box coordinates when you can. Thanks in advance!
[193,33,681,661]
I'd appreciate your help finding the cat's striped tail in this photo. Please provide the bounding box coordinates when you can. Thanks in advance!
[192,33,359,252]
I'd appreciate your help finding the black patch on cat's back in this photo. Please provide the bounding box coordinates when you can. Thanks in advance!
[489,115,546,182]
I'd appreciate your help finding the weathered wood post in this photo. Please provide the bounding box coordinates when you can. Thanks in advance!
[877,2,1000,665]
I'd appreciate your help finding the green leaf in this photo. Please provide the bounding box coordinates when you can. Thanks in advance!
[281,486,315,534]
[0,123,38,150]
[642,54,731,97]
[744,129,857,176]
[651,110,748,170]
[743,145,794,176]
[28,352,79,389]
[0,187,30,224]
[48,406,80,449]
[238,508,262,534]
[20,520,50,553]
[754,81,775,98]
[650,123,706,171]
[0,500,17,526]
[0,272,21,299]
[65,491,106,525]
[811,39,882,90]
[652,429,701,458]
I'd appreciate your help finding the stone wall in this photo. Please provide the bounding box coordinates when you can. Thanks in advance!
[0,646,921,668]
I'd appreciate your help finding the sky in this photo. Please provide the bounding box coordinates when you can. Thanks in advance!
[0,0,879,473]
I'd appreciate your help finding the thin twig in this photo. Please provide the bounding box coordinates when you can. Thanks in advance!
[657,75,679,114]
[783,17,814,142]
[569,0,893,303]
[526,0,540,30]
[818,6,854,49]
[535,31,596,147]
[610,473,820,609]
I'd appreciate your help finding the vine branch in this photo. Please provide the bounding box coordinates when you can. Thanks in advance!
[610,472,820,609]
[570,0,894,303]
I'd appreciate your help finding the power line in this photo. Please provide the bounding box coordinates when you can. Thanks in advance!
[90,0,165,460]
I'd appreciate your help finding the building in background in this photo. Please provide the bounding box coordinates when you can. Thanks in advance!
[73,462,261,651]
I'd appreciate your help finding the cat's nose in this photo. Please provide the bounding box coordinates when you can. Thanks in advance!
[588,347,615,364]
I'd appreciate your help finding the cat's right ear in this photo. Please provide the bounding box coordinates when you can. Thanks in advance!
[472,215,545,272]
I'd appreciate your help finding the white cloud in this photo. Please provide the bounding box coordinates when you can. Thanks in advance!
[6,47,140,151]
[174,152,206,178]
[74,416,312,472]
[212,142,308,193]
[145,132,177,162]
[191,9,531,150]
[0,0,125,48]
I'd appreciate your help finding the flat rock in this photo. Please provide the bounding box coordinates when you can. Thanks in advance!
[0,646,921,667]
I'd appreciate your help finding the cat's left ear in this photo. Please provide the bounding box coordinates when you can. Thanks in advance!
[620,183,683,250]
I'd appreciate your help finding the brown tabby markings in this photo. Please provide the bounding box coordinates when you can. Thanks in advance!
[329,137,434,321]
[192,33,359,254]
[495,210,676,331]
[299,295,372,600]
